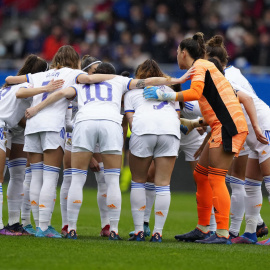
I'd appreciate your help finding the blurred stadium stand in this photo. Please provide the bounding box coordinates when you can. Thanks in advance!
[1,0,270,192]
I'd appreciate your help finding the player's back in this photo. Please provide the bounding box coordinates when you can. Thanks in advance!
[74,76,131,125]
[192,59,247,135]
[0,82,32,128]
[124,85,180,138]
[25,67,84,135]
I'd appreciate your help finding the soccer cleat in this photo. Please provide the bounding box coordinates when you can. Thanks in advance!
[12,223,31,236]
[0,226,21,236]
[231,232,257,244]
[143,222,151,237]
[256,222,268,238]
[229,231,239,239]
[129,223,151,237]
[61,225,68,237]
[128,231,145,241]
[67,230,77,240]
[256,238,270,245]
[23,224,36,235]
[48,226,62,237]
[108,231,122,240]
[195,234,232,244]
[175,228,210,242]
[100,224,110,237]
[35,227,62,238]
[150,232,162,242]
[35,227,45,238]
[0,223,29,236]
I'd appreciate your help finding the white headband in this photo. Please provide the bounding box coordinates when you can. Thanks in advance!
[82,60,102,71]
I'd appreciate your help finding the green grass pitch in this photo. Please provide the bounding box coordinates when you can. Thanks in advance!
[0,186,270,270]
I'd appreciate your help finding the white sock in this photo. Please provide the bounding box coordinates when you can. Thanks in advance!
[153,185,171,236]
[245,178,262,233]
[145,182,155,223]
[39,165,60,232]
[94,163,109,228]
[0,183,3,229]
[104,168,121,234]
[67,169,87,231]
[130,181,146,234]
[60,169,72,228]
[21,167,32,226]
[30,162,43,227]
[257,213,264,226]
[229,176,246,235]
[209,206,216,232]
[4,158,9,177]
[48,188,57,227]
[7,158,27,225]
[264,175,270,204]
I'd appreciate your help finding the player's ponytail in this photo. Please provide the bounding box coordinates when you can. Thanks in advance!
[180,32,206,60]
[206,35,229,66]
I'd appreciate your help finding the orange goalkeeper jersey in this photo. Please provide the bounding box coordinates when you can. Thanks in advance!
[182,59,248,151]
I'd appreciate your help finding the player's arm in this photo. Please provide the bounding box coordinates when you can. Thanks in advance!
[25,87,76,119]
[128,67,195,91]
[237,90,268,144]
[16,79,64,98]
[194,132,211,160]
[125,112,134,130]
[143,80,204,102]
[76,74,117,84]
[5,75,28,84]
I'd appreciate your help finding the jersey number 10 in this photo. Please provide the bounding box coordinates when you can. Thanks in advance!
[84,82,112,105]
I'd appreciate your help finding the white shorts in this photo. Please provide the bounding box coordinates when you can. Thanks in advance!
[6,129,25,150]
[238,141,251,157]
[180,129,206,161]
[246,129,270,163]
[129,133,180,158]
[72,120,123,155]
[65,132,73,152]
[24,129,65,154]
[65,132,101,153]
[0,127,7,152]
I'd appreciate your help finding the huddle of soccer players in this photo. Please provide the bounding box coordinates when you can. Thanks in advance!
[0,32,270,245]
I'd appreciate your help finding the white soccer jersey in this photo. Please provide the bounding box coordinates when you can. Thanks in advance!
[181,101,202,119]
[25,67,85,135]
[124,85,181,139]
[180,100,205,146]
[72,76,132,125]
[0,82,32,128]
[225,66,270,130]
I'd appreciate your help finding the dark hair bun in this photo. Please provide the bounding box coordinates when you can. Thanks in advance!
[193,32,204,41]
[121,71,130,77]
[207,35,223,47]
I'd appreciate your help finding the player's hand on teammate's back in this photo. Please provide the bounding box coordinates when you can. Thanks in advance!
[47,79,65,92]
[254,125,268,145]
[143,86,176,101]
[143,86,159,100]
[89,157,100,172]
[178,66,195,83]
[25,106,38,119]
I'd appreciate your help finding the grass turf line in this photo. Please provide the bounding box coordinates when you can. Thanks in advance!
[0,186,269,270]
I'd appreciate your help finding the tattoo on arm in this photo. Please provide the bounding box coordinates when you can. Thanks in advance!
[136,79,145,88]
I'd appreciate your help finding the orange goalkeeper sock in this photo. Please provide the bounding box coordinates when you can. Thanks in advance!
[193,164,212,226]
[208,166,230,230]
